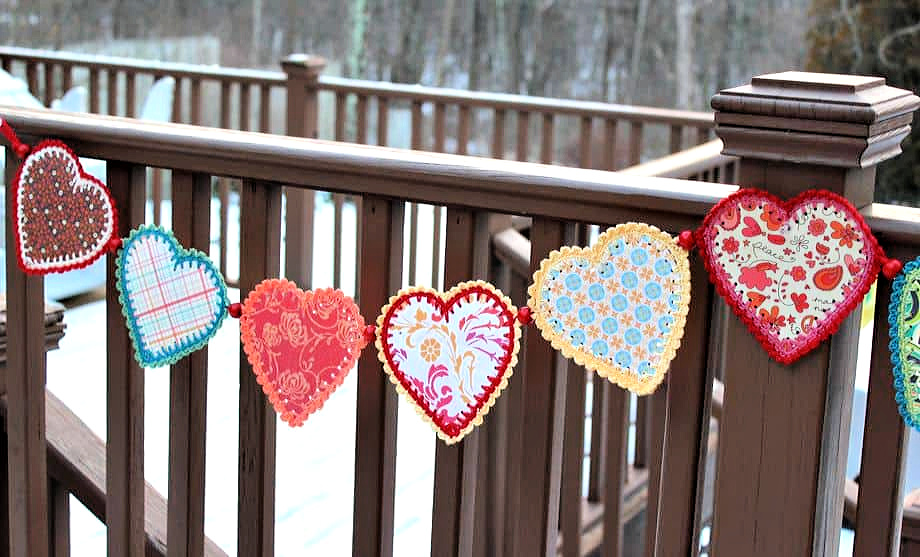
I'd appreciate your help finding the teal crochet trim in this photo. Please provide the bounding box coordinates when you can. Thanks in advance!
[115,224,229,368]
[888,256,920,432]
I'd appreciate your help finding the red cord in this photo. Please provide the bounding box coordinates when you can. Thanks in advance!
[677,229,697,251]
[0,118,30,159]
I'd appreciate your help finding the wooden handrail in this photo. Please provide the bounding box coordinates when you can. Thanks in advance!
[621,139,734,178]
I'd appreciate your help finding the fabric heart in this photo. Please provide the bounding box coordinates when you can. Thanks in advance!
[528,223,691,395]
[699,189,882,364]
[116,225,229,368]
[376,281,521,444]
[240,280,367,427]
[888,258,920,432]
[14,140,117,274]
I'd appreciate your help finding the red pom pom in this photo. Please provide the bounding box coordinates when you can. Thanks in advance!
[228,303,243,319]
[677,230,696,251]
[14,143,29,159]
[882,258,903,280]
[364,324,377,343]
[106,236,123,253]
[516,306,533,325]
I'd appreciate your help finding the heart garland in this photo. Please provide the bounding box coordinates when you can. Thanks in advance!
[13,140,118,274]
[116,225,230,368]
[888,258,920,431]
[693,188,890,365]
[376,281,521,444]
[239,279,368,427]
[528,223,691,395]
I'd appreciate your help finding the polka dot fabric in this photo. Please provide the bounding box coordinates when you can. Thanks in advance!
[14,140,117,274]
[528,223,691,395]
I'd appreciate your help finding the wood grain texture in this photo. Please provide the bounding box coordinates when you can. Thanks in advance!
[167,172,212,557]
[430,208,490,557]
[601,385,630,557]
[352,197,403,557]
[238,179,282,557]
[105,161,146,557]
[4,147,50,557]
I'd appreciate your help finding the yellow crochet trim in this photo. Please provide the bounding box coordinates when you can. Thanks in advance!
[527,223,691,396]
[375,280,522,444]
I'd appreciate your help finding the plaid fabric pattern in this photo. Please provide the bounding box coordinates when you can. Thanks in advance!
[123,232,223,356]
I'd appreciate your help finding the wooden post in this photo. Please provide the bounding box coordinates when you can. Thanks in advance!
[281,54,326,289]
[709,72,919,556]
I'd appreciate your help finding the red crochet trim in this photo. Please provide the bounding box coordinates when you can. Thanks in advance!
[380,284,516,439]
[698,188,883,365]
[12,139,119,275]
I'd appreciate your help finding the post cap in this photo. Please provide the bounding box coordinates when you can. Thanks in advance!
[711,71,919,168]
[281,54,327,78]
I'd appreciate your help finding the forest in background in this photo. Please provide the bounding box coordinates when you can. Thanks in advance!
[2,0,918,202]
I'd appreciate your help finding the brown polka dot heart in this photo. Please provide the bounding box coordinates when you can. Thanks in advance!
[14,140,118,274]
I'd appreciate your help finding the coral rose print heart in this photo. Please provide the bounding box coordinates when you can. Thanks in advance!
[240,280,367,427]
[699,189,882,364]
[116,225,229,368]
[377,281,521,444]
[888,258,920,432]
[14,140,117,274]
[528,223,691,395]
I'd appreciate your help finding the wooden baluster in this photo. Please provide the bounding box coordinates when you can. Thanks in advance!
[108,70,118,116]
[696,126,709,145]
[669,124,683,154]
[25,62,38,98]
[642,386,668,557]
[634,397,648,468]
[5,146,50,557]
[190,79,201,125]
[356,95,368,144]
[43,63,55,106]
[167,172,211,557]
[335,93,347,141]
[431,208,490,556]
[603,119,618,170]
[408,202,419,285]
[492,108,506,159]
[578,116,592,169]
[457,105,470,155]
[516,112,530,162]
[377,97,389,146]
[218,81,232,278]
[853,243,911,556]
[510,218,570,557]
[48,480,69,557]
[1,56,11,72]
[540,113,553,163]
[238,179,282,557]
[587,376,607,503]
[239,83,251,131]
[170,76,181,123]
[628,122,643,166]
[0,425,8,555]
[353,197,403,557]
[601,385,630,557]
[60,64,72,94]
[653,258,715,556]
[106,162,146,557]
[409,100,422,150]
[125,72,135,118]
[259,84,271,133]
[88,68,100,113]
[434,102,446,152]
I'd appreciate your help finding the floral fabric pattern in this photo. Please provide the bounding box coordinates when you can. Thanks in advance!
[528,223,691,395]
[700,189,880,364]
[377,281,521,444]
[240,280,366,427]
[889,258,920,432]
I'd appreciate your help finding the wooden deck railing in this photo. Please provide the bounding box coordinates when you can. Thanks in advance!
[0,46,718,294]
[0,68,918,557]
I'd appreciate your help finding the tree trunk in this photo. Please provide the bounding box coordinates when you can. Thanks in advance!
[434,0,456,86]
[347,0,369,78]
[601,0,616,101]
[675,0,694,108]
[626,0,650,103]
[469,0,485,90]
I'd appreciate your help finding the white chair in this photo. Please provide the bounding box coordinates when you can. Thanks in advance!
[139,76,175,122]
[51,86,88,113]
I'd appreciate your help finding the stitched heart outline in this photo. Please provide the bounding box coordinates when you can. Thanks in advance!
[116,225,229,368]
[240,279,367,427]
[528,223,691,395]
[699,188,882,364]
[888,257,920,432]
[14,140,118,274]
[376,281,521,444]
